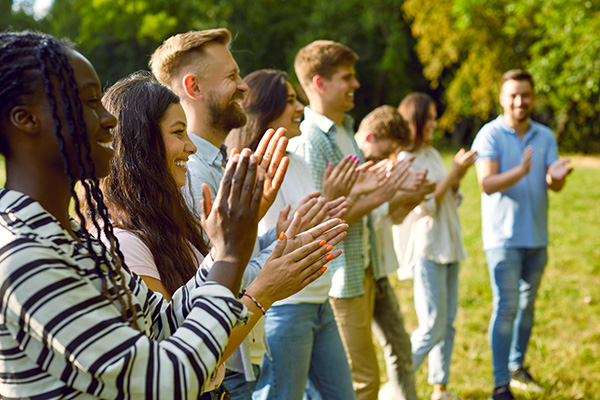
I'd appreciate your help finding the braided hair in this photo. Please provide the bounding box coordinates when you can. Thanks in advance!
[0,31,140,330]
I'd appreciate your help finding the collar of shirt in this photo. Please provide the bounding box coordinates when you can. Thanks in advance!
[188,132,228,167]
[497,115,539,143]
[303,107,355,145]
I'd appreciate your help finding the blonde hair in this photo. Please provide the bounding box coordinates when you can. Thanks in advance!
[294,40,358,91]
[149,28,232,95]
[359,105,411,147]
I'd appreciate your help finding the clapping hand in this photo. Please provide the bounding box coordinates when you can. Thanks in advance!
[253,128,290,220]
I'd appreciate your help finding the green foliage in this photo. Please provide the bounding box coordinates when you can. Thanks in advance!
[404,0,600,153]
[8,0,424,127]
[3,0,598,152]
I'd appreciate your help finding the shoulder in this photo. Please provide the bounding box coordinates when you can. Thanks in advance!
[113,229,161,280]
[530,120,555,140]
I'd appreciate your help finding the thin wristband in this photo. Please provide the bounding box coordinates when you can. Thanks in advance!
[243,292,267,315]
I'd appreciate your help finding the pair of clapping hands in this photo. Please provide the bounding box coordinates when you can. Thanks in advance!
[321,154,435,207]
[200,127,347,305]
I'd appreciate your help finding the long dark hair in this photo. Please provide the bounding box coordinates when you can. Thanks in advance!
[99,72,209,296]
[398,92,435,152]
[226,69,290,151]
[0,31,139,329]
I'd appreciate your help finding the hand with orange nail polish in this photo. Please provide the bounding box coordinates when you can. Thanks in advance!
[245,216,348,306]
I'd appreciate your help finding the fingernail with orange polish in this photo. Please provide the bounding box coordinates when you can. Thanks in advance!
[326,245,334,252]
[319,240,327,246]
[321,267,328,273]
[279,232,285,241]
[326,253,334,261]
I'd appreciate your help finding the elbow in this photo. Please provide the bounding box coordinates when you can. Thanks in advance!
[479,178,497,195]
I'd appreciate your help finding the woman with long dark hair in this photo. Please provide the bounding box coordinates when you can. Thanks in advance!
[97,72,349,392]
[0,32,345,399]
[228,69,356,400]
[393,92,477,400]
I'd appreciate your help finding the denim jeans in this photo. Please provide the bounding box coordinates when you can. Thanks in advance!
[372,277,418,400]
[486,247,547,386]
[221,364,260,400]
[253,301,354,400]
[411,258,459,386]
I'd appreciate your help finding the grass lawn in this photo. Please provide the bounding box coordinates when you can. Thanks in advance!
[383,152,600,399]
[1,152,598,399]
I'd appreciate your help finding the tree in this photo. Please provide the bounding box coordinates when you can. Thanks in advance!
[404,0,600,152]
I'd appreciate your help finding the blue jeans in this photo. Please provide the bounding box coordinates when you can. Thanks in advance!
[411,258,459,386]
[222,364,260,400]
[486,247,547,387]
[253,301,354,400]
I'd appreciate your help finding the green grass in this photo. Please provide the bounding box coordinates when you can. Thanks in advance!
[382,152,600,399]
[1,153,598,399]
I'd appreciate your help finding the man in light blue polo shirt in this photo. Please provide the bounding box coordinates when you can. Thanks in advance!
[471,69,573,400]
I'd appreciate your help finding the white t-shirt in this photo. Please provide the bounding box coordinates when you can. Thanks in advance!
[258,152,332,305]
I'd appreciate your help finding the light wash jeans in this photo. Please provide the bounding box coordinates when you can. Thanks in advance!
[372,277,418,400]
[486,247,547,386]
[411,258,459,386]
[253,301,354,400]
[222,364,260,400]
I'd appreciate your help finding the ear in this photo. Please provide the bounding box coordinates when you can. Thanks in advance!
[312,75,326,94]
[365,131,375,142]
[9,106,41,135]
[182,73,202,100]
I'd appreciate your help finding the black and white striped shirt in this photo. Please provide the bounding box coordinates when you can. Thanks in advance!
[0,189,248,399]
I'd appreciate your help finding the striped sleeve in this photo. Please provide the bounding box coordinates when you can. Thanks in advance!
[0,237,247,399]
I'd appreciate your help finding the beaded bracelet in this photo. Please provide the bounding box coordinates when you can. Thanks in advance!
[243,292,267,315]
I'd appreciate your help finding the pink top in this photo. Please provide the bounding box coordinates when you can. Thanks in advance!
[113,228,211,280]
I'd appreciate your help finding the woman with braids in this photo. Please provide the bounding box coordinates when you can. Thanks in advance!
[0,31,346,399]
[227,69,356,400]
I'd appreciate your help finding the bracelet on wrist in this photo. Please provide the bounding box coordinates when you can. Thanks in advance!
[243,292,267,315]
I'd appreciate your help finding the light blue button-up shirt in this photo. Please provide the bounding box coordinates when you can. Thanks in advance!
[471,116,558,250]
[184,132,275,380]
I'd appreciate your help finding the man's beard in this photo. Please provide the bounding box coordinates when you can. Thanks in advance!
[207,91,247,134]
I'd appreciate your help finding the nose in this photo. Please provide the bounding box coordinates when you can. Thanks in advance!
[514,95,523,107]
[100,105,117,130]
[352,77,360,89]
[295,99,304,113]
[183,131,197,155]
[237,76,249,93]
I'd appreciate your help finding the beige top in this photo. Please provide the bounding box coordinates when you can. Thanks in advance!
[392,147,467,279]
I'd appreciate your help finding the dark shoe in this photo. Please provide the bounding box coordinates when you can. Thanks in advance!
[488,385,515,400]
[510,367,543,392]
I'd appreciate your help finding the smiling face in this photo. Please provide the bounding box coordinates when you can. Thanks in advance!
[66,50,117,179]
[321,64,360,114]
[160,102,197,188]
[500,79,535,128]
[201,42,248,134]
[268,82,304,139]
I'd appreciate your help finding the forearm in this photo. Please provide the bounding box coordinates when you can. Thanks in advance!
[220,294,268,362]
[344,193,384,226]
[480,165,527,194]
[433,170,460,205]
[206,260,247,296]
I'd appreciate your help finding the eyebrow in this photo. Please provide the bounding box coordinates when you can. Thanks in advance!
[80,81,101,91]
[170,121,186,128]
